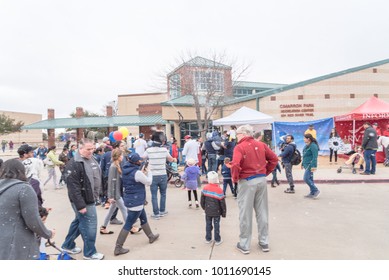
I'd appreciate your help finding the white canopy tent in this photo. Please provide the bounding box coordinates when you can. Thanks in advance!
[213,106,274,131]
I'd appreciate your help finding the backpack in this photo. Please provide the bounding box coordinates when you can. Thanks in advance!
[211,140,221,151]
[290,147,302,165]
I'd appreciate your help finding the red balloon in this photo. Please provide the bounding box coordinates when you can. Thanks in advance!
[113,131,123,141]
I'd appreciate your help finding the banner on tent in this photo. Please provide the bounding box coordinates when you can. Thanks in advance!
[273,118,334,156]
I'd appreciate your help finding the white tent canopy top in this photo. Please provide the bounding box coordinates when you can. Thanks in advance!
[212,106,274,126]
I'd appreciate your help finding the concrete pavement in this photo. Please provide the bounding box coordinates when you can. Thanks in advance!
[1,151,388,260]
[42,161,388,260]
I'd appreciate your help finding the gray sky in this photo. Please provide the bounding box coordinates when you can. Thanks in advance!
[1,0,388,119]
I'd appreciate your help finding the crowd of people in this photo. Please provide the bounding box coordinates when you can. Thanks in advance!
[0,121,388,260]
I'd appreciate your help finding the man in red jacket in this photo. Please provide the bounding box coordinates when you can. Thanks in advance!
[231,125,278,254]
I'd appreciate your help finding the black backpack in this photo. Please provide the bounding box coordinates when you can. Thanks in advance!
[290,147,302,165]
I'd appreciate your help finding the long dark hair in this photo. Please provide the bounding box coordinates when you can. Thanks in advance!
[0,159,27,181]
[304,133,320,150]
[329,128,339,138]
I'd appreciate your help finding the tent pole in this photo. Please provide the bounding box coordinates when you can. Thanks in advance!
[352,119,355,147]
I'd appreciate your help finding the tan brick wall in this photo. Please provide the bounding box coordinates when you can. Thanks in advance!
[251,63,389,121]
[117,93,168,116]
[0,110,42,145]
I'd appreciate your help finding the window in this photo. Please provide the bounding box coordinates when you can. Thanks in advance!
[325,94,330,99]
[233,88,251,97]
[350,93,355,99]
[169,74,181,99]
[270,96,276,101]
[298,95,304,100]
[194,71,224,92]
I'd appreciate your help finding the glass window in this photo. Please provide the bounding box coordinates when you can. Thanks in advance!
[169,74,181,99]
[194,71,224,92]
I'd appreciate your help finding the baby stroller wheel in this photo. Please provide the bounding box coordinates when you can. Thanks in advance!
[175,179,184,188]
[337,167,342,173]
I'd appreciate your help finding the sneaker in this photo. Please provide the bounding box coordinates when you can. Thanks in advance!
[159,211,168,217]
[205,239,212,244]
[151,214,160,220]
[284,188,295,194]
[360,172,370,175]
[110,218,123,225]
[312,190,321,199]
[259,243,270,252]
[188,204,192,208]
[304,193,314,198]
[83,252,104,260]
[215,239,223,246]
[236,242,250,254]
[61,246,82,255]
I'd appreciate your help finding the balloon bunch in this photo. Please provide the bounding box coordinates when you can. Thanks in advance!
[109,127,129,142]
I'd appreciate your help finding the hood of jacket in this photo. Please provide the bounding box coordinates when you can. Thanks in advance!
[185,165,199,175]
[0,179,24,195]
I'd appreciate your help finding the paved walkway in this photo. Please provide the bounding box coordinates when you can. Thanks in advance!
[1,151,388,260]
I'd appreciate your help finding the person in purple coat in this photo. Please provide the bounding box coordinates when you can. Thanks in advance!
[181,158,201,208]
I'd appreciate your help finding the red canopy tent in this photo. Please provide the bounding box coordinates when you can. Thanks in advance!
[334,96,389,162]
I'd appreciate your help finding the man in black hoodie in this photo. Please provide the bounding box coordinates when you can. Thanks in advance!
[361,122,378,175]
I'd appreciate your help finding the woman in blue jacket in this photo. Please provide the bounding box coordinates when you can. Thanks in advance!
[114,153,159,256]
[302,134,320,199]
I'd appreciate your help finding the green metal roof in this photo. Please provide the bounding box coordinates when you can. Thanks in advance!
[224,58,389,105]
[168,56,232,76]
[161,94,236,107]
[22,115,167,130]
[233,81,286,90]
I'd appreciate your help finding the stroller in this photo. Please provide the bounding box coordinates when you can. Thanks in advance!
[40,239,75,260]
[337,150,364,174]
[166,163,184,188]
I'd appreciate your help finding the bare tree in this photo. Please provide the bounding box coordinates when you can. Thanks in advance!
[166,51,250,139]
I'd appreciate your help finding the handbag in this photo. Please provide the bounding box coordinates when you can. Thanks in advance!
[43,157,54,166]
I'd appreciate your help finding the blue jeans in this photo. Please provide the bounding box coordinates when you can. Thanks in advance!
[62,203,97,258]
[208,154,217,172]
[150,175,168,215]
[205,215,221,242]
[223,178,234,195]
[123,208,148,231]
[363,150,377,174]
[303,168,318,195]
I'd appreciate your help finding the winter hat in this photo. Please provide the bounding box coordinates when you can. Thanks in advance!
[207,171,219,184]
[128,152,142,163]
[102,137,109,142]
[17,144,34,156]
[186,158,196,166]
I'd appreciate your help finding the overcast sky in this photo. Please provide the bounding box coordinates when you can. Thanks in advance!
[1,0,388,119]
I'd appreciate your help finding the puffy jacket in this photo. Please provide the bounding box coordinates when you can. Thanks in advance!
[122,162,145,208]
[200,183,227,217]
[65,158,95,210]
[362,126,378,150]
[204,140,217,155]
[182,165,201,189]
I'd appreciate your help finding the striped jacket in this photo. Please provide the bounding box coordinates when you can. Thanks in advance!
[200,183,227,217]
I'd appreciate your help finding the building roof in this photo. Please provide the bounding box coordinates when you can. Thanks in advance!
[168,56,232,76]
[233,81,286,90]
[160,94,235,107]
[22,115,168,130]
[224,58,389,105]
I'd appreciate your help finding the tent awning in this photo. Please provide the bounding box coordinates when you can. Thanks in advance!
[213,106,274,126]
[334,96,389,121]
[22,115,168,130]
